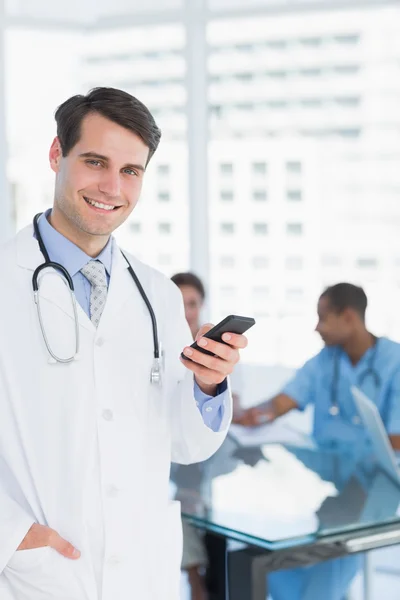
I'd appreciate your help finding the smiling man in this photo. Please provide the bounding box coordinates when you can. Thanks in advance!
[0,88,248,600]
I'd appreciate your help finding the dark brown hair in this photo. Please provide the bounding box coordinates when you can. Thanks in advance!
[171,272,206,300]
[321,283,367,321]
[54,87,161,164]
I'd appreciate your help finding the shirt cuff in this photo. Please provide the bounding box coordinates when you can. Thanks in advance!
[194,379,228,432]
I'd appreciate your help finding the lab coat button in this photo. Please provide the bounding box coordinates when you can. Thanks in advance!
[102,409,114,422]
[96,337,104,347]
[205,406,213,413]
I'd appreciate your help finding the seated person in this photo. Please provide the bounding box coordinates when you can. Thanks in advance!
[236,282,400,600]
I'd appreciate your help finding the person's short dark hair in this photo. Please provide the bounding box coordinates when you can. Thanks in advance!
[54,87,161,164]
[320,283,368,321]
[171,272,205,300]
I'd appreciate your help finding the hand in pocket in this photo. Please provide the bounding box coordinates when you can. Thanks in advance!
[17,524,80,560]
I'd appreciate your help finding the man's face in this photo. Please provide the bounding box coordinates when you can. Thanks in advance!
[315,296,351,346]
[179,285,204,332]
[49,112,150,237]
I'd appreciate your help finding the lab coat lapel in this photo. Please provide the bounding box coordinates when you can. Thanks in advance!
[15,225,94,333]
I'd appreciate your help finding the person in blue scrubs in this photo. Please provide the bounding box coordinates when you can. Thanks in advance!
[236,282,400,600]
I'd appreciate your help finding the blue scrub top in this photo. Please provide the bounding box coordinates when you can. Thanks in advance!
[282,337,400,449]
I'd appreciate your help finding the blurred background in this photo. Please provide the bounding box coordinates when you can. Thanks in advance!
[1,0,400,370]
[1,1,400,598]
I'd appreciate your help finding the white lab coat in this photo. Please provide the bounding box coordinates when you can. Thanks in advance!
[0,226,232,600]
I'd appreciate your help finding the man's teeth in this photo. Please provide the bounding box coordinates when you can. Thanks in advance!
[85,197,115,211]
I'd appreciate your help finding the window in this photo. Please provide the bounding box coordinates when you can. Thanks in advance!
[334,34,360,45]
[300,37,322,47]
[158,191,170,202]
[287,190,302,202]
[253,256,269,269]
[300,98,323,109]
[220,256,235,268]
[235,44,254,53]
[253,286,270,300]
[266,40,287,50]
[286,288,304,301]
[357,258,378,268]
[220,223,235,234]
[333,65,360,76]
[253,190,267,202]
[300,68,322,77]
[287,223,303,236]
[322,255,342,267]
[220,163,233,175]
[335,97,360,108]
[220,286,236,298]
[220,190,234,202]
[253,223,268,236]
[157,164,170,176]
[130,222,141,234]
[285,256,303,270]
[236,72,253,82]
[267,100,288,109]
[158,223,171,234]
[267,70,288,80]
[253,162,267,175]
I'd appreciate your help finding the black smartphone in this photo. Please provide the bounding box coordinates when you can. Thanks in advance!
[181,315,256,360]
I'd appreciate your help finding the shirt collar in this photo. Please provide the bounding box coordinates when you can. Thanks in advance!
[36,209,113,277]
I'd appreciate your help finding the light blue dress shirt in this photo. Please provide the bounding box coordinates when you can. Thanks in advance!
[37,211,227,431]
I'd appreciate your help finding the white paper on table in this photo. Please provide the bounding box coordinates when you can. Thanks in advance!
[229,420,316,449]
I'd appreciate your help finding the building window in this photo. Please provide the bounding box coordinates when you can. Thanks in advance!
[157,164,170,176]
[286,161,302,174]
[334,34,360,45]
[322,255,342,267]
[220,163,233,175]
[220,256,235,268]
[286,288,304,301]
[220,190,234,202]
[357,258,378,268]
[253,223,268,236]
[287,190,302,202]
[253,162,268,175]
[220,286,236,298]
[253,256,269,269]
[158,223,171,234]
[285,256,303,270]
[286,223,303,236]
[253,286,270,298]
[130,222,141,234]
[158,191,170,202]
[220,223,235,234]
[253,190,268,202]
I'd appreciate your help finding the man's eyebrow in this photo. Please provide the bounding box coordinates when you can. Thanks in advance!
[79,152,145,171]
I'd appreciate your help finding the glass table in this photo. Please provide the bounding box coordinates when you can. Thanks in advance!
[171,427,400,600]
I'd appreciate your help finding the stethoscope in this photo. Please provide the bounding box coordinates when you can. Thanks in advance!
[329,338,381,421]
[32,213,162,385]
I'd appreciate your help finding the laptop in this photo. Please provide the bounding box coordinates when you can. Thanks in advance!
[351,386,400,485]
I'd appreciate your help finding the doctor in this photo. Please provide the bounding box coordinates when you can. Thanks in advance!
[237,282,400,600]
[0,87,247,600]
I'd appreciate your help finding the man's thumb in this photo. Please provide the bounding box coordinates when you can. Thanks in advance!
[51,534,80,560]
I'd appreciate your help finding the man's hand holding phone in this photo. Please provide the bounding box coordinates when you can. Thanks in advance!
[180,315,255,396]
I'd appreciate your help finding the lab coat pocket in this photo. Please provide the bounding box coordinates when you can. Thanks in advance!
[4,547,90,600]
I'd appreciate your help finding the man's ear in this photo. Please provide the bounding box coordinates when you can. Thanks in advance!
[49,137,62,173]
